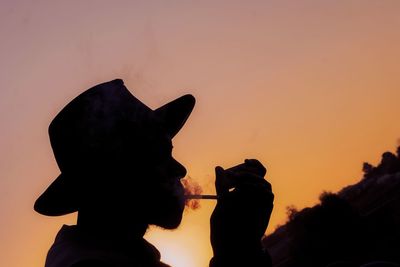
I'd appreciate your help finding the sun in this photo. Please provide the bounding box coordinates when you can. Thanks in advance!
[159,243,194,267]
[145,205,215,267]
[146,228,203,267]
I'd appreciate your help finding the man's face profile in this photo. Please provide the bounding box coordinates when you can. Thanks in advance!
[115,129,187,230]
[34,80,196,240]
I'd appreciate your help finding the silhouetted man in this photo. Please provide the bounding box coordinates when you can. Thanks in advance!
[34,79,274,267]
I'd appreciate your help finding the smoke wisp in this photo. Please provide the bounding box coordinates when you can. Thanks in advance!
[182,176,203,210]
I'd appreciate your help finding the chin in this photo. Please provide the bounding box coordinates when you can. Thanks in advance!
[156,212,183,229]
[155,197,185,229]
[148,193,185,229]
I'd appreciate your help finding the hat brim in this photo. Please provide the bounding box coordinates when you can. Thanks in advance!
[154,94,195,138]
[34,92,195,216]
[34,173,79,216]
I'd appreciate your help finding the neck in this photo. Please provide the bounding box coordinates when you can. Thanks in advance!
[77,206,148,244]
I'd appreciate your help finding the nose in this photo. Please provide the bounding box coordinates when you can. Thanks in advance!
[172,157,187,179]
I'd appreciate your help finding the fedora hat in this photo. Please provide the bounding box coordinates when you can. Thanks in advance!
[34,79,195,216]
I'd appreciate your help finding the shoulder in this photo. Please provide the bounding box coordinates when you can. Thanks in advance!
[70,259,172,267]
[71,259,113,267]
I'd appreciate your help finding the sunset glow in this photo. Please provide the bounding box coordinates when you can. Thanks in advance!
[1,1,400,267]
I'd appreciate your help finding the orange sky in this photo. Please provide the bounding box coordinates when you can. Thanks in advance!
[1,1,400,267]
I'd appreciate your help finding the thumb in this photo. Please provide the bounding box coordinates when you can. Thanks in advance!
[215,166,228,195]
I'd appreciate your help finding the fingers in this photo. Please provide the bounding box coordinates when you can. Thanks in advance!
[225,159,267,178]
[216,170,274,206]
[232,182,274,203]
[244,159,267,177]
[226,170,272,192]
[215,159,272,198]
[215,166,229,195]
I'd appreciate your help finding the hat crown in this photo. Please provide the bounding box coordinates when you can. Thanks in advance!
[49,79,154,172]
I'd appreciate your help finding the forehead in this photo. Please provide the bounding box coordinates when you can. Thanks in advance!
[146,132,173,150]
[120,118,174,160]
[138,121,173,150]
[138,133,172,164]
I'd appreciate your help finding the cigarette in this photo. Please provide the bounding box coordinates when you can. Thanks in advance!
[185,194,218,200]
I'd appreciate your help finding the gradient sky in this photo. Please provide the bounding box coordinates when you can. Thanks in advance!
[1,1,400,267]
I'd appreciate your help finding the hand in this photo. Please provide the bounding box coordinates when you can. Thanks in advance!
[210,159,274,266]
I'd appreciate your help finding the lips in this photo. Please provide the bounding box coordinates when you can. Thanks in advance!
[155,179,185,204]
[172,180,185,205]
